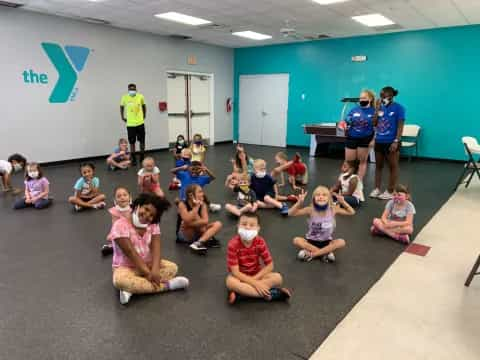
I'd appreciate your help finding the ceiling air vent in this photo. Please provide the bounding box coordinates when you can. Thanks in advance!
[169,34,192,40]
[0,1,24,8]
[82,17,111,25]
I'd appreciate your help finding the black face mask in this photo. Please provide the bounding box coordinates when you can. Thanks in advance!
[359,100,370,107]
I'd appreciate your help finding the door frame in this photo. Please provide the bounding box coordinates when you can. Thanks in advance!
[166,70,215,145]
[238,73,289,147]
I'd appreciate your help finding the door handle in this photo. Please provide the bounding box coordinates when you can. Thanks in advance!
[261,110,268,116]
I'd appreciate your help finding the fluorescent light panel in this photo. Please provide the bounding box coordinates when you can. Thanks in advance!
[312,0,350,4]
[232,31,272,40]
[352,13,395,27]
[154,12,211,26]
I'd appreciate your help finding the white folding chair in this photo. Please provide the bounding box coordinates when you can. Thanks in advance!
[401,124,421,161]
[455,136,480,190]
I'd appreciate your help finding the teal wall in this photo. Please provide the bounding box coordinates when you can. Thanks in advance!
[234,25,480,160]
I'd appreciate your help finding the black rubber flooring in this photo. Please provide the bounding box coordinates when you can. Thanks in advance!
[0,144,461,360]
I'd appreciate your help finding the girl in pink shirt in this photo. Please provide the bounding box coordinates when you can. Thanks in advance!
[111,193,189,305]
[101,187,132,256]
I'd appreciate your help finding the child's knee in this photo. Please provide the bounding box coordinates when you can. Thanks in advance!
[225,275,237,289]
[373,218,382,227]
[213,221,223,230]
[68,196,76,204]
[293,237,303,246]
[335,238,346,248]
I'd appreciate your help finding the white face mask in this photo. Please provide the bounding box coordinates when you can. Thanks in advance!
[13,163,23,172]
[255,171,266,178]
[128,90,136,97]
[115,203,131,212]
[238,227,258,242]
[28,171,39,179]
[132,209,148,228]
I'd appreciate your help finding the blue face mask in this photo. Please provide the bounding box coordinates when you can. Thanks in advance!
[182,157,191,162]
[314,202,329,212]
[194,140,202,145]
[128,90,136,97]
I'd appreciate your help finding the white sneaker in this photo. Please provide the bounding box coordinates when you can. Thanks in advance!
[369,188,381,198]
[119,290,132,305]
[209,203,222,212]
[167,276,190,291]
[378,191,394,200]
[93,201,106,209]
[326,252,336,262]
[297,250,313,262]
[74,205,82,212]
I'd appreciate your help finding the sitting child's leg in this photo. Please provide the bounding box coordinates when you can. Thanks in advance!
[197,221,222,243]
[372,218,411,243]
[34,198,51,209]
[13,198,29,210]
[293,236,346,259]
[226,272,284,300]
[153,187,165,198]
[113,260,179,294]
[87,194,106,206]
[342,195,360,208]
[263,195,283,209]
[225,203,242,217]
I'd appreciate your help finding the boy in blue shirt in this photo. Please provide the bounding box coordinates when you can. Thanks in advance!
[171,161,215,201]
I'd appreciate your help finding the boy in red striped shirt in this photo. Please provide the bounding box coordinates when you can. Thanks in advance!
[226,213,291,304]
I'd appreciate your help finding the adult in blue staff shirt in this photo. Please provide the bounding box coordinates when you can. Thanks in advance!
[345,89,376,179]
[370,86,405,200]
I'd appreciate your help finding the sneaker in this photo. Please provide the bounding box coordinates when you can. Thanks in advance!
[228,291,237,305]
[280,203,289,216]
[205,237,221,248]
[167,276,189,291]
[397,234,410,244]
[101,243,113,256]
[119,290,132,305]
[269,287,292,302]
[169,181,180,191]
[190,241,208,254]
[378,191,394,200]
[326,252,336,262]
[297,249,313,262]
[209,203,222,212]
[74,205,83,212]
[369,188,381,198]
[93,201,106,209]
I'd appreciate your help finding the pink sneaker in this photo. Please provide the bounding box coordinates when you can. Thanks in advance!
[396,234,410,244]
[370,225,383,236]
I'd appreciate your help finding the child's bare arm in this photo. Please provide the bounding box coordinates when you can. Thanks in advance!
[252,261,273,280]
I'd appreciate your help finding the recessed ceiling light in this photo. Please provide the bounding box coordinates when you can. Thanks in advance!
[352,13,395,27]
[232,31,272,41]
[154,12,211,26]
[312,0,350,4]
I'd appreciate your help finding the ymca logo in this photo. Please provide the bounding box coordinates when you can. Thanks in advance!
[22,43,90,103]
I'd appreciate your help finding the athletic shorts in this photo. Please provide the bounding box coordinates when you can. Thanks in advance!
[307,239,332,248]
[177,230,200,244]
[375,142,398,155]
[127,124,145,144]
[345,134,374,149]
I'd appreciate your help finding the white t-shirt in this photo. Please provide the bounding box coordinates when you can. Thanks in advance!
[339,173,364,202]
[0,160,12,175]
[137,167,160,176]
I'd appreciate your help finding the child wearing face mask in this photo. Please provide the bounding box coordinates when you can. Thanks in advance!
[169,148,192,191]
[371,184,415,244]
[137,157,164,198]
[111,193,190,305]
[13,162,51,210]
[225,173,258,217]
[68,163,106,211]
[177,184,223,254]
[289,186,355,262]
[330,160,364,209]
[0,153,26,195]
[107,138,131,170]
[226,212,291,304]
[250,159,289,215]
[101,187,133,256]
[171,134,189,159]
[190,133,207,163]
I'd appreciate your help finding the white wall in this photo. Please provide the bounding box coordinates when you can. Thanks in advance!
[0,9,233,162]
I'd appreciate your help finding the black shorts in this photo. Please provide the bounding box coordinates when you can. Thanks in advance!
[375,142,398,155]
[307,239,332,248]
[127,124,145,144]
[345,134,374,149]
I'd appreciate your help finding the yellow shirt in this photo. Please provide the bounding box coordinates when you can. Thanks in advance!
[191,144,206,162]
[121,93,145,127]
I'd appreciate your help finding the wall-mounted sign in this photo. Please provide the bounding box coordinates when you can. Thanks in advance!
[187,55,197,65]
[352,55,367,62]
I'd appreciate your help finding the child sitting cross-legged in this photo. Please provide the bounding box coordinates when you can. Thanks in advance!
[330,160,364,209]
[107,138,131,170]
[68,163,106,211]
[13,162,52,210]
[111,193,190,305]
[226,212,291,304]
[137,157,164,198]
[225,173,258,217]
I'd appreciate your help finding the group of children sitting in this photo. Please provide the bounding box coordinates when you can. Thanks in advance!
[0,133,416,305]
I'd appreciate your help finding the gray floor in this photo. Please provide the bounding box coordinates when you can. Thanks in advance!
[0,144,461,360]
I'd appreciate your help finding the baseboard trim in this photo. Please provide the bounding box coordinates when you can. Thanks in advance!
[40,147,169,167]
